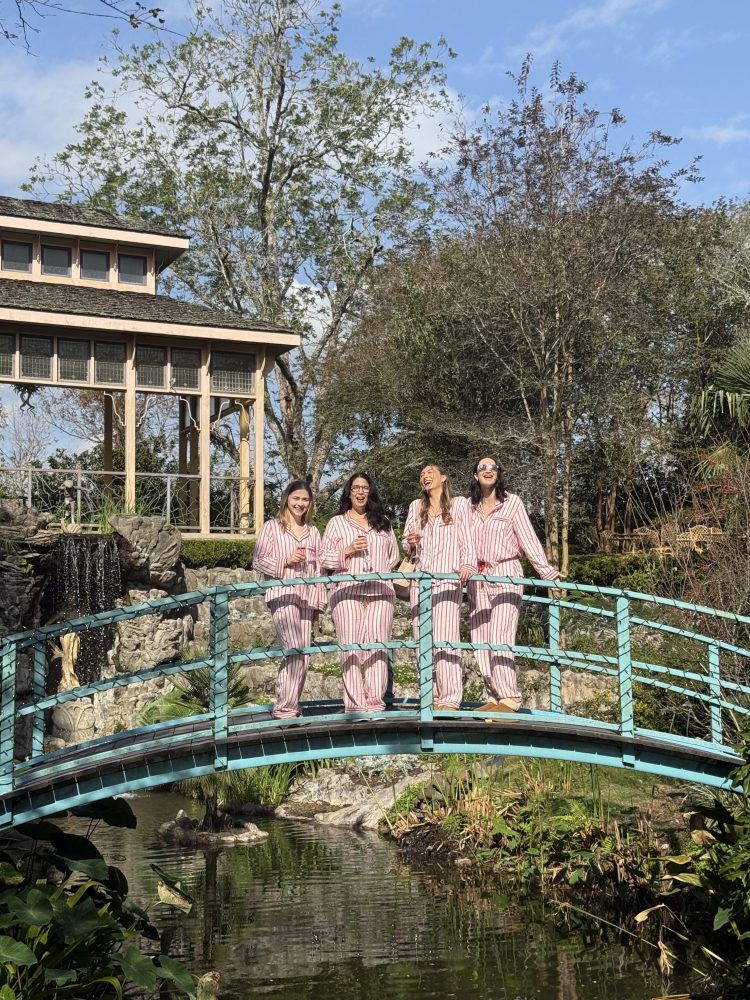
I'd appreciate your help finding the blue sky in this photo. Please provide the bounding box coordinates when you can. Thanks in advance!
[1,0,749,206]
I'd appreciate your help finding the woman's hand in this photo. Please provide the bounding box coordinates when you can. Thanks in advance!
[284,547,306,567]
[346,537,369,557]
[457,564,476,584]
[404,531,422,551]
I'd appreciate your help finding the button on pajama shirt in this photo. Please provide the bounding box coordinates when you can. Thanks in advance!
[253,520,325,719]
[466,494,558,703]
[321,514,399,713]
[403,497,476,709]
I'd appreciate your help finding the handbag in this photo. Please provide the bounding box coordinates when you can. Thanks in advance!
[393,554,416,602]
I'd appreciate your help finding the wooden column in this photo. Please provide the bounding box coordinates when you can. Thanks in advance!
[238,401,251,534]
[124,337,136,512]
[253,352,272,533]
[103,392,114,493]
[199,347,211,534]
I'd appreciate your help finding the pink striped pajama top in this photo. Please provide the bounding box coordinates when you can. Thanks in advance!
[467,494,558,582]
[320,514,400,596]
[252,519,326,609]
[403,496,476,579]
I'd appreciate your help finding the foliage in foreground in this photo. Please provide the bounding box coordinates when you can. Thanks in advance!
[0,797,193,998]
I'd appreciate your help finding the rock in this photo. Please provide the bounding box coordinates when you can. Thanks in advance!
[51,698,95,744]
[197,972,220,1000]
[109,515,184,592]
[158,811,269,846]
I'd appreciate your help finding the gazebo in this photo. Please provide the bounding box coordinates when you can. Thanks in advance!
[0,196,299,535]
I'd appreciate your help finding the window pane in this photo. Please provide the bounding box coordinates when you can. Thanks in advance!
[2,241,32,272]
[136,345,166,387]
[211,351,255,395]
[58,339,89,382]
[81,250,109,281]
[95,341,125,384]
[0,334,14,377]
[118,254,147,285]
[41,245,71,277]
[20,336,52,380]
[171,347,201,389]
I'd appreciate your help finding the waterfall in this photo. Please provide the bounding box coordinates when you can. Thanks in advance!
[51,534,122,686]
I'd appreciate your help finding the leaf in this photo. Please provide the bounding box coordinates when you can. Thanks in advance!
[0,934,37,966]
[48,831,104,862]
[0,863,22,887]
[156,879,194,914]
[0,985,16,1000]
[60,856,109,880]
[156,954,195,992]
[634,904,665,923]
[7,888,54,925]
[69,797,137,829]
[111,947,159,989]
[44,968,78,985]
[15,820,63,841]
[670,872,704,887]
[714,907,731,931]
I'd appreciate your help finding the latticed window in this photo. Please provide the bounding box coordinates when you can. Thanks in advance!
[2,241,31,273]
[20,336,52,380]
[95,342,126,384]
[0,334,14,377]
[41,245,71,277]
[81,250,109,281]
[58,339,90,382]
[136,345,166,388]
[171,348,201,390]
[118,254,147,285]
[211,351,255,395]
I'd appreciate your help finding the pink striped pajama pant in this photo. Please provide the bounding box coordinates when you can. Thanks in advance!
[468,581,523,701]
[330,592,394,712]
[411,581,464,709]
[268,594,315,718]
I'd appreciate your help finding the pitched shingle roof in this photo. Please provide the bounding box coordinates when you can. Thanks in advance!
[0,278,293,335]
[0,196,186,240]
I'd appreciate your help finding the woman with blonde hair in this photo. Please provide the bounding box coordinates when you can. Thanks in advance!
[253,480,325,719]
[403,464,476,710]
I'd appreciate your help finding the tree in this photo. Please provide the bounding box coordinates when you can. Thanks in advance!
[29,0,450,491]
[343,61,701,572]
[2,0,167,50]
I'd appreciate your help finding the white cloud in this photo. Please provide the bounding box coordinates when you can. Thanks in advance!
[510,0,668,59]
[686,115,750,147]
[0,53,101,193]
[457,45,507,79]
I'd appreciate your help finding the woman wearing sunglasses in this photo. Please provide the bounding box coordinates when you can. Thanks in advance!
[403,464,476,710]
[321,472,399,714]
[467,457,562,713]
[252,480,326,719]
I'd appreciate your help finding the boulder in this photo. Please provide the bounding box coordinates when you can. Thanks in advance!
[109,515,183,592]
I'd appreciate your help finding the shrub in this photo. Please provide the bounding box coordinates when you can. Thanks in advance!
[567,552,659,588]
[180,538,255,569]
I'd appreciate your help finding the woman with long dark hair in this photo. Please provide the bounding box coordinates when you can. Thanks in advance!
[321,472,399,713]
[467,457,561,713]
[253,480,325,719]
[403,464,476,710]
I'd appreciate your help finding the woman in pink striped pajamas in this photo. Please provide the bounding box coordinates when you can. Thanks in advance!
[467,457,561,713]
[252,480,326,719]
[403,464,476,710]
[321,472,399,714]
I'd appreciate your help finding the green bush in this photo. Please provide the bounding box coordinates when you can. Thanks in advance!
[567,552,658,588]
[180,538,255,569]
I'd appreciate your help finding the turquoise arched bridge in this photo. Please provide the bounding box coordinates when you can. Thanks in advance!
[1,572,749,830]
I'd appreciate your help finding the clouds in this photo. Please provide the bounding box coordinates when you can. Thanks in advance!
[510,0,668,59]
[686,115,750,147]
[0,52,101,193]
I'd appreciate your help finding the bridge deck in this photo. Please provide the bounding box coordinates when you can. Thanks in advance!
[2,703,741,830]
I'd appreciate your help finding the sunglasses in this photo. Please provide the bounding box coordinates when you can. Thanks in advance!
[477,463,499,472]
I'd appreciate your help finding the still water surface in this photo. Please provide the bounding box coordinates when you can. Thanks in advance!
[77,793,684,999]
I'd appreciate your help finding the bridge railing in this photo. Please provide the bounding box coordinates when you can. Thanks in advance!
[2,572,750,793]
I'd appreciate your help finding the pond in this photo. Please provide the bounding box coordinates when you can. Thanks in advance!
[76,792,687,999]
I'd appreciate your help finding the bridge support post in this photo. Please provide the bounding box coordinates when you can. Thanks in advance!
[548,603,562,713]
[31,641,46,759]
[210,593,229,771]
[417,576,433,750]
[708,642,722,745]
[0,640,16,796]
[616,596,634,766]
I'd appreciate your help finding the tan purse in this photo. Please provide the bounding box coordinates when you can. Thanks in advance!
[393,554,416,601]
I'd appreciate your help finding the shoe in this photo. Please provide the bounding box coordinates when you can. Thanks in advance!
[477,699,501,712]
[497,699,521,712]
[434,704,456,711]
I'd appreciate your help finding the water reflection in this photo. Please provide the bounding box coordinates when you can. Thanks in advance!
[69,793,682,999]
